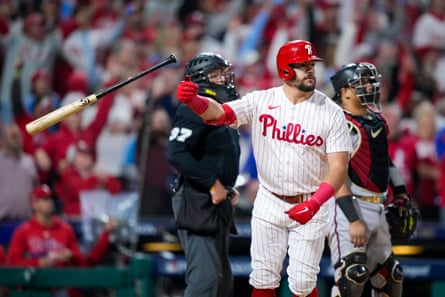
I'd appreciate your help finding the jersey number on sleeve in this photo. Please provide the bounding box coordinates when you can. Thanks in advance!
[169,127,192,142]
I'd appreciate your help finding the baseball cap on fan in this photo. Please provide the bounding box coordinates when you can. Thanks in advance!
[185,11,205,26]
[22,12,45,34]
[29,184,52,204]
[31,69,51,86]
[75,139,93,154]
[317,0,340,9]
[66,139,93,164]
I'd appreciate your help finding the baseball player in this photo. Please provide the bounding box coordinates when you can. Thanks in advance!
[176,40,352,297]
[327,62,416,297]
[168,52,240,297]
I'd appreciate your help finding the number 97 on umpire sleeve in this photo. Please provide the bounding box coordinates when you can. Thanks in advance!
[169,127,192,142]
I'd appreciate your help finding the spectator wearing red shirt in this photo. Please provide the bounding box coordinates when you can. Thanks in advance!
[0,245,4,265]
[10,65,57,158]
[7,184,118,297]
[56,140,122,219]
[383,103,417,198]
[34,72,116,188]
[7,184,118,268]
[409,100,441,221]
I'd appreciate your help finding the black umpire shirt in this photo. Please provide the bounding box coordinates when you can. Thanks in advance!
[167,104,240,190]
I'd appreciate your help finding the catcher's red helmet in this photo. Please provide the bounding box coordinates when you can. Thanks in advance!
[276,40,323,81]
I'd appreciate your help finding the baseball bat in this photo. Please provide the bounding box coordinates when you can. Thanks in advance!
[25,54,177,136]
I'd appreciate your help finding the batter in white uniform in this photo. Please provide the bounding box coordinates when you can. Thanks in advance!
[176,40,352,297]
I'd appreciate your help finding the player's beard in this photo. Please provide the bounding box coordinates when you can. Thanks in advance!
[290,76,316,92]
[297,76,316,92]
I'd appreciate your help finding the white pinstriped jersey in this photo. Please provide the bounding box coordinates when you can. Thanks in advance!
[227,86,352,195]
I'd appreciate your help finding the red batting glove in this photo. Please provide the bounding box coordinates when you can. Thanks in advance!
[285,182,335,224]
[176,76,210,114]
[285,199,320,224]
[176,77,199,103]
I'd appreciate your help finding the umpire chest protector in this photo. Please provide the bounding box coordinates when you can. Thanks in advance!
[345,111,390,193]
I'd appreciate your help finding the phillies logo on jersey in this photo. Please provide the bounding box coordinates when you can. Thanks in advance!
[259,114,323,146]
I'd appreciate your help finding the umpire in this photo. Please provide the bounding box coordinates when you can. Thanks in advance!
[167,52,240,297]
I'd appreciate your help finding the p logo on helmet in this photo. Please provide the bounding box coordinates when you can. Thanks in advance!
[276,40,323,81]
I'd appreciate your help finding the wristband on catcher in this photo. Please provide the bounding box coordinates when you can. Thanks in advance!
[336,195,360,223]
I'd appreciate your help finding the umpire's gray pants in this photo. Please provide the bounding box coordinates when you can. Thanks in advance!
[172,187,234,297]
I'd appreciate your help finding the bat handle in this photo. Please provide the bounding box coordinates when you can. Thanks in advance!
[25,94,98,135]
[185,75,191,81]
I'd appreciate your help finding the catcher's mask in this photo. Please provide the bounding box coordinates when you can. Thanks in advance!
[276,40,323,82]
[330,62,381,106]
[385,201,419,241]
[184,52,238,102]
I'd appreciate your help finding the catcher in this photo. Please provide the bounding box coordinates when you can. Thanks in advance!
[327,62,419,297]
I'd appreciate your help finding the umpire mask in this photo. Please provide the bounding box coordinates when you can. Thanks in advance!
[184,52,239,102]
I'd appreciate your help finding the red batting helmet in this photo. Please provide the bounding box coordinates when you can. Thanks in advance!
[276,40,323,81]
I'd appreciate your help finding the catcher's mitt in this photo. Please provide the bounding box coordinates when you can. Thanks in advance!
[385,196,420,241]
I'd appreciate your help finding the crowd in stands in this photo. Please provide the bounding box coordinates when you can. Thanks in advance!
[0,0,445,242]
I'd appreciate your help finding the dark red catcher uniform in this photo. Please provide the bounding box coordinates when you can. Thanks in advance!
[345,110,407,204]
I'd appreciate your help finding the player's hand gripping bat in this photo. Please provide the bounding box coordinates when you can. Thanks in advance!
[25,54,177,136]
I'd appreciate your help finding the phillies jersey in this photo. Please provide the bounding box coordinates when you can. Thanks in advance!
[227,86,352,195]
[7,217,110,267]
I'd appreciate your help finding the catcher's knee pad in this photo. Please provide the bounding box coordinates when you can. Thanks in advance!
[370,253,403,297]
[333,252,369,297]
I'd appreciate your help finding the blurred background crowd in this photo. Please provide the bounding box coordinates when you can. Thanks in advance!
[0,0,445,228]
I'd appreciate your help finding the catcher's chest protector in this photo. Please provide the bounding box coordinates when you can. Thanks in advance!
[346,112,389,193]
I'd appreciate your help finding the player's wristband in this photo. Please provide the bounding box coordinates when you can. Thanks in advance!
[336,195,360,223]
[203,103,236,126]
[311,182,335,207]
[186,94,210,114]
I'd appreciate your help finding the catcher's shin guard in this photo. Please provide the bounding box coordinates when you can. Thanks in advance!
[370,254,403,297]
[332,252,369,297]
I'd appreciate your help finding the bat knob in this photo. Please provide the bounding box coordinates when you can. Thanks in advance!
[169,54,177,63]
